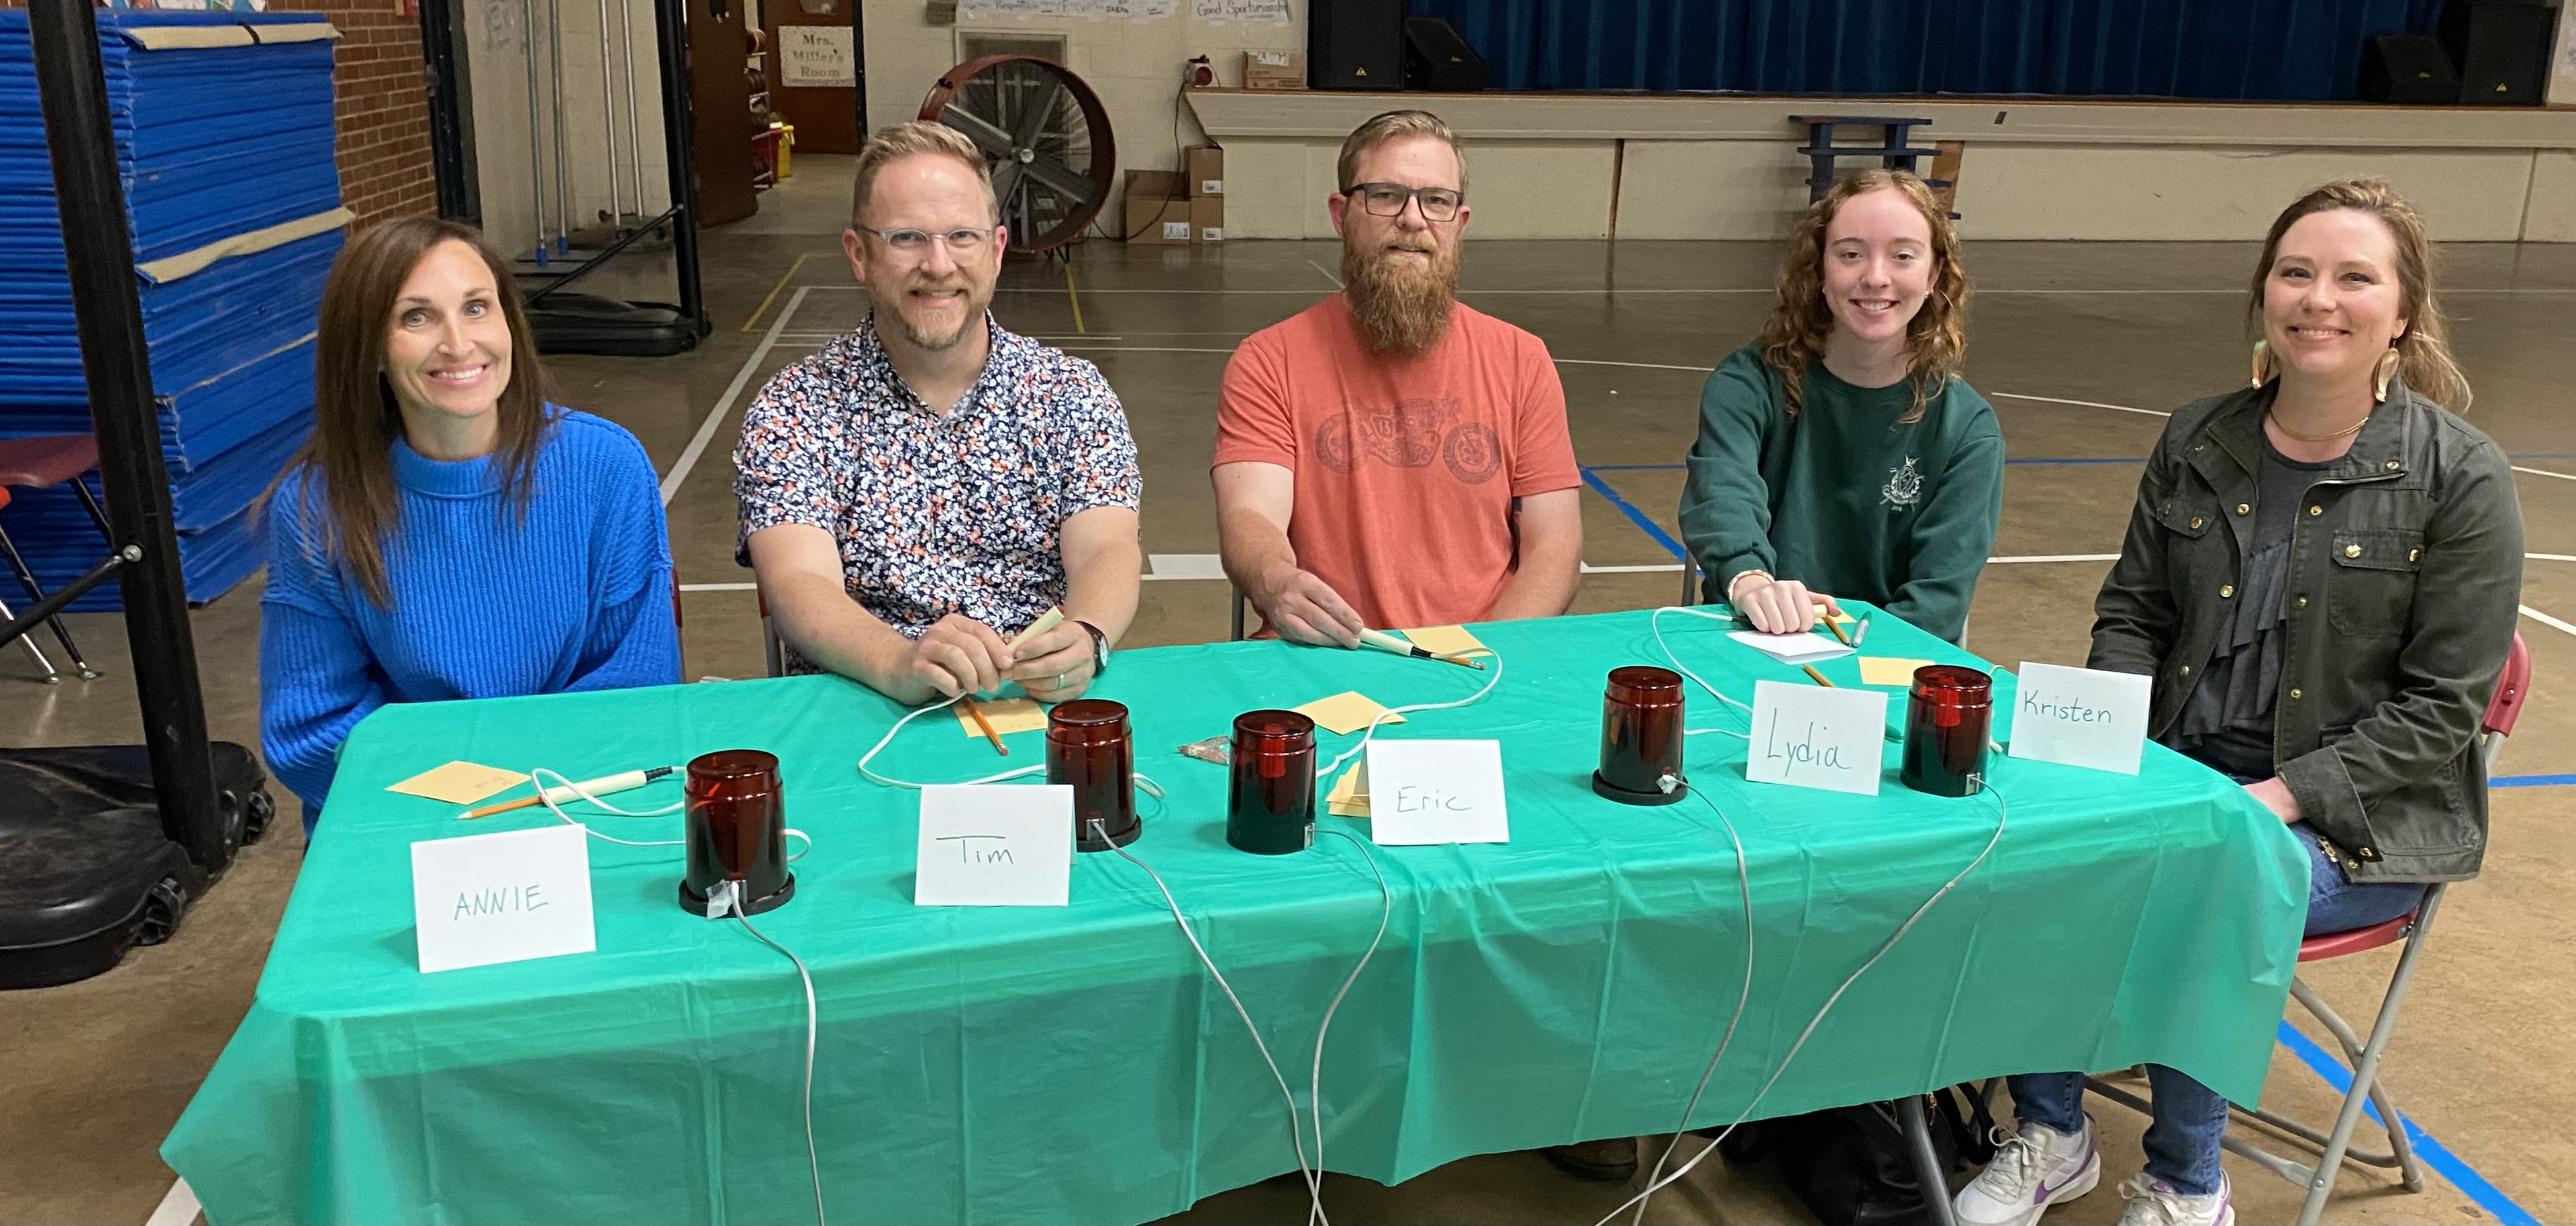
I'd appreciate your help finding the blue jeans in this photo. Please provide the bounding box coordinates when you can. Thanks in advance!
[2008,797,2426,1195]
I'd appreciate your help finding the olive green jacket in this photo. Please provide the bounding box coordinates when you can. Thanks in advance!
[2089,382,2523,883]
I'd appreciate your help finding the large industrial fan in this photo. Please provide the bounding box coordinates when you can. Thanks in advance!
[919,56,1115,254]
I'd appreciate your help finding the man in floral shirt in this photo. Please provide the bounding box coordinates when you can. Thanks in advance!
[736,122,1141,704]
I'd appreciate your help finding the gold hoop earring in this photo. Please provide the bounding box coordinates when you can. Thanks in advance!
[2372,344,2401,403]
[2248,340,2272,389]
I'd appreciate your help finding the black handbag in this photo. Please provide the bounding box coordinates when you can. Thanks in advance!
[1718,1084,1999,1226]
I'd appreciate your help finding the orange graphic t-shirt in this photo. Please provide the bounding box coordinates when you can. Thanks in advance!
[1213,296,1579,631]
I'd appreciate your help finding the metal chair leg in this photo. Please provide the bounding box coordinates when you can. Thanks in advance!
[1229,583,1247,642]
[1680,552,1701,606]
[1897,1094,1958,1226]
[0,523,93,678]
[2295,885,2445,1226]
[0,593,61,682]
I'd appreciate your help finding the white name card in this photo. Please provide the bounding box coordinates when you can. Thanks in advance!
[1365,739,1509,846]
[2008,661,2152,775]
[411,822,596,974]
[915,784,1074,907]
[1746,679,1889,796]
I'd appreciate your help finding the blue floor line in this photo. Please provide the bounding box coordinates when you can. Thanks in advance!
[2489,773,2575,788]
[2273,1021,2537,1225]
[1577,468,1687,560]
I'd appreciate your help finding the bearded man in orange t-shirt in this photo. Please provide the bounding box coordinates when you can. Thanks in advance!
[1211,110,1582,645]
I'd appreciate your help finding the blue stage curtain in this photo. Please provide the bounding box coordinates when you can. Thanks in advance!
[1409,0,2449,100]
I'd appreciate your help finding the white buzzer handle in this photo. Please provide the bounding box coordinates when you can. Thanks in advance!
[542,768,652,805]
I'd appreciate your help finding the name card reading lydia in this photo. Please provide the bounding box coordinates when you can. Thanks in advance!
[2007,661,2152,775]
[410,822,596,974]
[914,784,1074,907]
[1746,679,1889,797]
[1364,739,1509,845]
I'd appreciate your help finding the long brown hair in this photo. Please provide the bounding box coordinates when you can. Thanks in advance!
[285,217,552,608]
[2246,178,2471,412]
[1756,170,1969,424]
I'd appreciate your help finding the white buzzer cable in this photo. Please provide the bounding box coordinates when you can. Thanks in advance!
[528,767,811,860]
[1634,786,1756,1225]
[858,693,1046,789]
[1595,778,2014,1226]
[1091,819,1326,1225]
[528,773,826,1224]
[712,881,827,1226]
[1321,649,1507,781]
[1305,827,1392,1226]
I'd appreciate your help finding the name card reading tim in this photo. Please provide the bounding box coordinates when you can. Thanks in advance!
[411,822,595,974]
[915,784,1075,907]
[2008,661,2152,775]
[1746,679,1888,797]
[1364,739,1509,846]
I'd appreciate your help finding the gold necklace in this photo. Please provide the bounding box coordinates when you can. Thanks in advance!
[2267,411,2366,444]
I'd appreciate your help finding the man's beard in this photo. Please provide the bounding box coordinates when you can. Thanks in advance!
[872,275,990,352]
[1341,234,1460,358]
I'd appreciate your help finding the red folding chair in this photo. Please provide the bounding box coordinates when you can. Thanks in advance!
[2089,632,2530,1225]
[0,433,117,683]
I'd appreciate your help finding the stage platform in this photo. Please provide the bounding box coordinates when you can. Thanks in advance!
[1186,89,2576,242]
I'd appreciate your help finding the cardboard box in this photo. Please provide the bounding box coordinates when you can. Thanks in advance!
[1244,50,1305,90]
[1191,195,1224,244]
[1125,169,1187,203]
[1124,195,1193,244]
[1186,145,1224,196]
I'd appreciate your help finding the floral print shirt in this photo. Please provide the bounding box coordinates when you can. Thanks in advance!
[734,313,1141,666]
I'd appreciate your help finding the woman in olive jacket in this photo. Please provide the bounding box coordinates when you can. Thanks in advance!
[1955,180,2524,1226]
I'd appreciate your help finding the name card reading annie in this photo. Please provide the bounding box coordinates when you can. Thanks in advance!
[1365,739,1509,846]
[1745,679,1888,797]
[410,822,596,974]
[2007,661,2152,775]
[915,784,1075,907]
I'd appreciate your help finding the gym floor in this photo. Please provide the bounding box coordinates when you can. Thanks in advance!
[5,156,2569,1225]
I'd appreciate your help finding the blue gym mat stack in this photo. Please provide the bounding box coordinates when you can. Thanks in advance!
[0,8,347,610]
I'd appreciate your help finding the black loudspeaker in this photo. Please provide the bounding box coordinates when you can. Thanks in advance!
[2361,33,2462,103]
[1403,15,1487,92]
[1309,0,1403,91]
[2439,0,2554,105]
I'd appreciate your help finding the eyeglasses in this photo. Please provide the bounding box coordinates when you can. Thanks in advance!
[1344,183,1465,222]
[854,225,995,254]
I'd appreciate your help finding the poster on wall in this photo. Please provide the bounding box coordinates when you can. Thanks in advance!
[1193,0,1289,21]
[780,25,856,88]
[957,0,1180,19]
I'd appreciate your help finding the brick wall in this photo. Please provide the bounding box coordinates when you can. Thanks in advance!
[270,0,438,227]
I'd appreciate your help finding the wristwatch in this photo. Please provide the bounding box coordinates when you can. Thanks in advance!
[1073,619,1110,675]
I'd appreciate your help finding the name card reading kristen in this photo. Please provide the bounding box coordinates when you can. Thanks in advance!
[1365,739,1509,845]
[2007,661,2152,775]
[1745,679,1888,797]
[410,822,596,974]
[914,784,1074,907]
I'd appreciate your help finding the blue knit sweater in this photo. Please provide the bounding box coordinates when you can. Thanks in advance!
[260,409,679,831]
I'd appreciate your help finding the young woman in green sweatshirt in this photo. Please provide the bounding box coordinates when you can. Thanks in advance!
[1677,170,2003,644]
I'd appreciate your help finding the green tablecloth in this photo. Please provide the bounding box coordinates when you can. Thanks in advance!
[163,606,2307,1225]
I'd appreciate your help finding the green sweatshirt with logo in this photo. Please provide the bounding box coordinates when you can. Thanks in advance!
[1677,345,2005,644]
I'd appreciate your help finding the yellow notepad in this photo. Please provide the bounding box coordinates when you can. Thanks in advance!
[1295,691,1405,736]
[388,762,528,806]
[955,697,1048,737]
[1326,760,1371,818]
[1859,657,1935,687]
[1400,625,1492,658]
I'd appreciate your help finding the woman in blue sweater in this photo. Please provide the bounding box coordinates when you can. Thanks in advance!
[262,217,679,833]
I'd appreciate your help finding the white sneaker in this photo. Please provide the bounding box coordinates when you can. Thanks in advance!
[1952,1115,2102,1226]
[2116,1174,2234,1226]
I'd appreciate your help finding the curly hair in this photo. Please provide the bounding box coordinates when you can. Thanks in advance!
[1756,170,1968,424]
[2246,178,2471,412]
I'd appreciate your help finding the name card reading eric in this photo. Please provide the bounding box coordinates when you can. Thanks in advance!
[411,821,596,974]
[2007,661,2152,775]
[915,784,1074,907]
[1364,739,1509,845]
[1746,678,1888,796]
